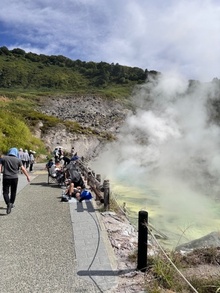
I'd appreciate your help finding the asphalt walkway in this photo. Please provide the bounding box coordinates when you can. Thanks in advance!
[0,164,118,293]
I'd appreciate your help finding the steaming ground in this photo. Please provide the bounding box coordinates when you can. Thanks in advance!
[91,74,220,247]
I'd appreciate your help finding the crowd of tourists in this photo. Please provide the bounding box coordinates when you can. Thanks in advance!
[0,145,92,215]
[18,148,36,172]
[46,146,92,203]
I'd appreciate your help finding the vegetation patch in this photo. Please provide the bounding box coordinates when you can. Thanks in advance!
[145,247,220,292]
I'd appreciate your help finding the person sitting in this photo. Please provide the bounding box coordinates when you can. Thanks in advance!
[56,166,65,185]
[70,152,79,162]
[64,184,92,202]
[46,159,64,183]
[65,161,85,189]
[46,158,54,170]
[64,183,82,200]
[48,164,58,177]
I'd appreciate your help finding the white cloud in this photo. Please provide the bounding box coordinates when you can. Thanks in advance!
[0,0,220,80]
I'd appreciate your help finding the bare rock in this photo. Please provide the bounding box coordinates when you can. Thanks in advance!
[176,231,220,252]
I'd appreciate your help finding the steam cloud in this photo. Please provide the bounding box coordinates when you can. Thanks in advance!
[91,73,220,242]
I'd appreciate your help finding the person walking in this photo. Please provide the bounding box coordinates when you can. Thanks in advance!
[22,149,30,169]
[29,150,35,172]
[0,147,30,214]
[18,148,24,160]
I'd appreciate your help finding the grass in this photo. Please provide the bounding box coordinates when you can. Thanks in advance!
[144,247,220,292]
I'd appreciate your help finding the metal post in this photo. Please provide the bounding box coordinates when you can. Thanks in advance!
[103,179,110,211]
[137,210,148,272]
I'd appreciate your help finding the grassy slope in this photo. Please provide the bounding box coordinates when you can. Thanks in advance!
[0,51,143,155]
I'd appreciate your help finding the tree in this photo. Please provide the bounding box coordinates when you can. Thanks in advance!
[0,46,11,55]
[11,48,26,56]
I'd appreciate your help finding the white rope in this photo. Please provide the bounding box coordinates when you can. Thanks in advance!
[108,194,200,292]
[148,227,199,293]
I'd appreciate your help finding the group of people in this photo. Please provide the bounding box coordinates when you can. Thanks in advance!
[46,148,92,203]
[0,145,92,215]
[18,148,36,172]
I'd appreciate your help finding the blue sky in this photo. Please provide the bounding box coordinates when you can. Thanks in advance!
[0,0,220,81]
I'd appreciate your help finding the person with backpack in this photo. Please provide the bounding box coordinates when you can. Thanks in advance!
[65,161,85,189]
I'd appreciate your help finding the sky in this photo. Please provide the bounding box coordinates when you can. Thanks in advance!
[0,0,220,82]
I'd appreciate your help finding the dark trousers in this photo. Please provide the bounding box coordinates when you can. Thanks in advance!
[22,160,29,169]
[29,163,33,172]
[3,178,18,205]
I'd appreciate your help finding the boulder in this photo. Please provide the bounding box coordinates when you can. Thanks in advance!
[175,231,220,252]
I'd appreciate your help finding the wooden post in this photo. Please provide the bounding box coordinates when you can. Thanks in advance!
[96,174,101,182]
[103,179,110,211]
[87,172,92,186]
[137,210,148,272]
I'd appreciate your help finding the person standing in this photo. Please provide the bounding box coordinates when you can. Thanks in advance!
[62,152,70,166]
[29,150,35,172]
[18,148,24,160]
[22,149,30,169]
[53,148,59,163]
[0,147,30,214]
[58,147,63,161]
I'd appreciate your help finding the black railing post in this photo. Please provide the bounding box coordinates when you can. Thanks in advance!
[137,210,148,272]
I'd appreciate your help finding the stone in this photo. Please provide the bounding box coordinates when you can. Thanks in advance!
[175,231,220,252]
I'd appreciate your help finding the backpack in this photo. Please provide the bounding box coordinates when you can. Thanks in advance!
[69,169,81,183]
[79,190,92,202]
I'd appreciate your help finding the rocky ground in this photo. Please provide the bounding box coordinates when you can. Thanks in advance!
[100,211,220,293]
[100,211,147,293]
[41,95,131,134]
[37,94,131,160]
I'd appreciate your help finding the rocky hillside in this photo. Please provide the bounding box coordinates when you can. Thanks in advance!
[37,95,131,159]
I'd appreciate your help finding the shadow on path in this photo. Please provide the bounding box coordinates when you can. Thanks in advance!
[78,268,136,276]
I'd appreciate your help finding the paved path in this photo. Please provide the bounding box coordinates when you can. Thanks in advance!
[0,164,118,293]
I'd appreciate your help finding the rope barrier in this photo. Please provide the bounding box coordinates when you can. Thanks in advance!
[148,226,199,293]
[75,161,199,292]
[110,192,199,292]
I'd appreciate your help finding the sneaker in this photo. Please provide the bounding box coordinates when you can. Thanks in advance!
[11,204,15,208]
[6,203,12,214]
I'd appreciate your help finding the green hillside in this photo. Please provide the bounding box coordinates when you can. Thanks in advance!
[0,46,160,156]
[0,46,159,98]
